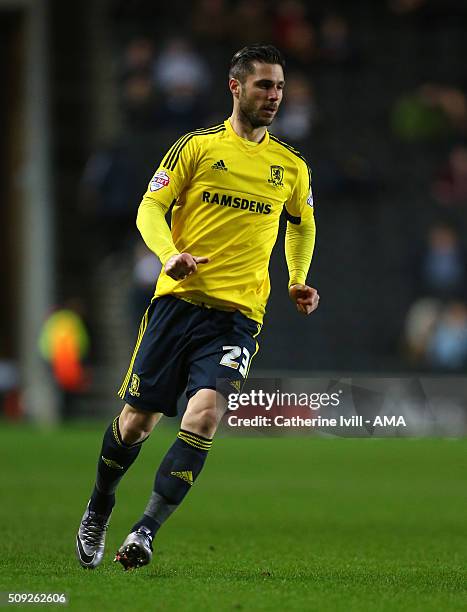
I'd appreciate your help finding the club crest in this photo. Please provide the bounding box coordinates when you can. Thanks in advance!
[268,165,284,187]
[129,373,141,397]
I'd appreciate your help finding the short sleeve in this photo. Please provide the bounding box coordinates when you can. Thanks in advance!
[284,159,313,225]
[142,133,199,209]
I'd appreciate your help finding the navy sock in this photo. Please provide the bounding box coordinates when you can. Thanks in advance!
[89,415,146,516]
[131,429,212,537]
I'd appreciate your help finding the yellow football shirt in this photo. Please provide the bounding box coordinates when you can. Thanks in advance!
[139,119,315,323]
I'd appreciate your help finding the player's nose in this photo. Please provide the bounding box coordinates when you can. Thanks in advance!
[268,87,281,101]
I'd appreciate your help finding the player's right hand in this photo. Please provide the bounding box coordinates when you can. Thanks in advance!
[164,252,209,280]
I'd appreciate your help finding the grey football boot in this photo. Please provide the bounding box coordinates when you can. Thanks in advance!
[76,502,111,569]
[114,526,153,570]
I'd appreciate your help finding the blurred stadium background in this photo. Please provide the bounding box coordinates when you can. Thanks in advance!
[1,0,467,423]
[1,3,466,610]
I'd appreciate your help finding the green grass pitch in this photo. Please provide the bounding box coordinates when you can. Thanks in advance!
[1,423,466,611]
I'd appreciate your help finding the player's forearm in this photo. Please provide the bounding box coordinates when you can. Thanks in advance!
[285,208,316,287]
[136,199,180,265]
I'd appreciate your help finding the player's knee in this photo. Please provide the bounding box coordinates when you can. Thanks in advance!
[119,404,159,444]
[182,389,225,437]
[120,421,147,445]
[197,407,219,437]
[183,406,218,438]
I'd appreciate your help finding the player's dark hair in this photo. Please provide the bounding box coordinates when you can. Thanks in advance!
[229,44,285,83]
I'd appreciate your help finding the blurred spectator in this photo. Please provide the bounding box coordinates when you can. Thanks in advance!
[154,38,210,95]
[128,242,162,331]
[152,37,211,129]
[427,302,467,370]
[120,37,155,79]
[404,298,441,362]
[388,0,426,15]
[404,221,467,370]
[153,82,208,131]
[319,12,357,67]
[273,73,316,143]
[435,86,467,133]
[286,21,318,68]
[392,85,450,142]
[272,0,318,68]
[413,223,467,300]
[191,0,229,50]
[80,141,145,254]
[392,84,467,142]
[273,0,307,49]
[432,144,467,206]
[231,0,271,45]
[121,74,158,132]
[315,155,381,197]
[39,299,91,415]
[39,299,91,392]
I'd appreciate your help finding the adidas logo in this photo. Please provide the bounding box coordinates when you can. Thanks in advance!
[101,456,123,470]
[212,159,228,171]
[170,470,194,485]
[230,380,241,392]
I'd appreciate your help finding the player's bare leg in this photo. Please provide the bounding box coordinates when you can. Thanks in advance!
[119,404,162,443]
[76,404,161,569]
[115,389,226,570]
[180,389,227,438]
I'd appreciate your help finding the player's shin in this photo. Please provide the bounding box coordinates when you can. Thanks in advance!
[89,415,147,516]
[131,429,212,537]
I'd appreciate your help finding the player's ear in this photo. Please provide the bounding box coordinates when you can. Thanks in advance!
[229,77,241,99]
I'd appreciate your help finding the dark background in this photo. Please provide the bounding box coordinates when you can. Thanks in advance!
[2,0,467,417]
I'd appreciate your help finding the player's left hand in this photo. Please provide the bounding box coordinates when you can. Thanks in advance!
[289,284,320,315]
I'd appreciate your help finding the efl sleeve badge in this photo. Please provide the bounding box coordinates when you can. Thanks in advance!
[150,170,170,192]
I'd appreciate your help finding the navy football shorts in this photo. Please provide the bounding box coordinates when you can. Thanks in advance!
[117,295,261,416]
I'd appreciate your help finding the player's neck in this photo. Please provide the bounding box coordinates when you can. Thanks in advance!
[228,114,267,143]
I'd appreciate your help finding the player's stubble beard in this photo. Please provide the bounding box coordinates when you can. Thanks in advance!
[238,88,276,129]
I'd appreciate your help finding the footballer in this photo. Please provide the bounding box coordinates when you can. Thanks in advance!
[76,44,319,571]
